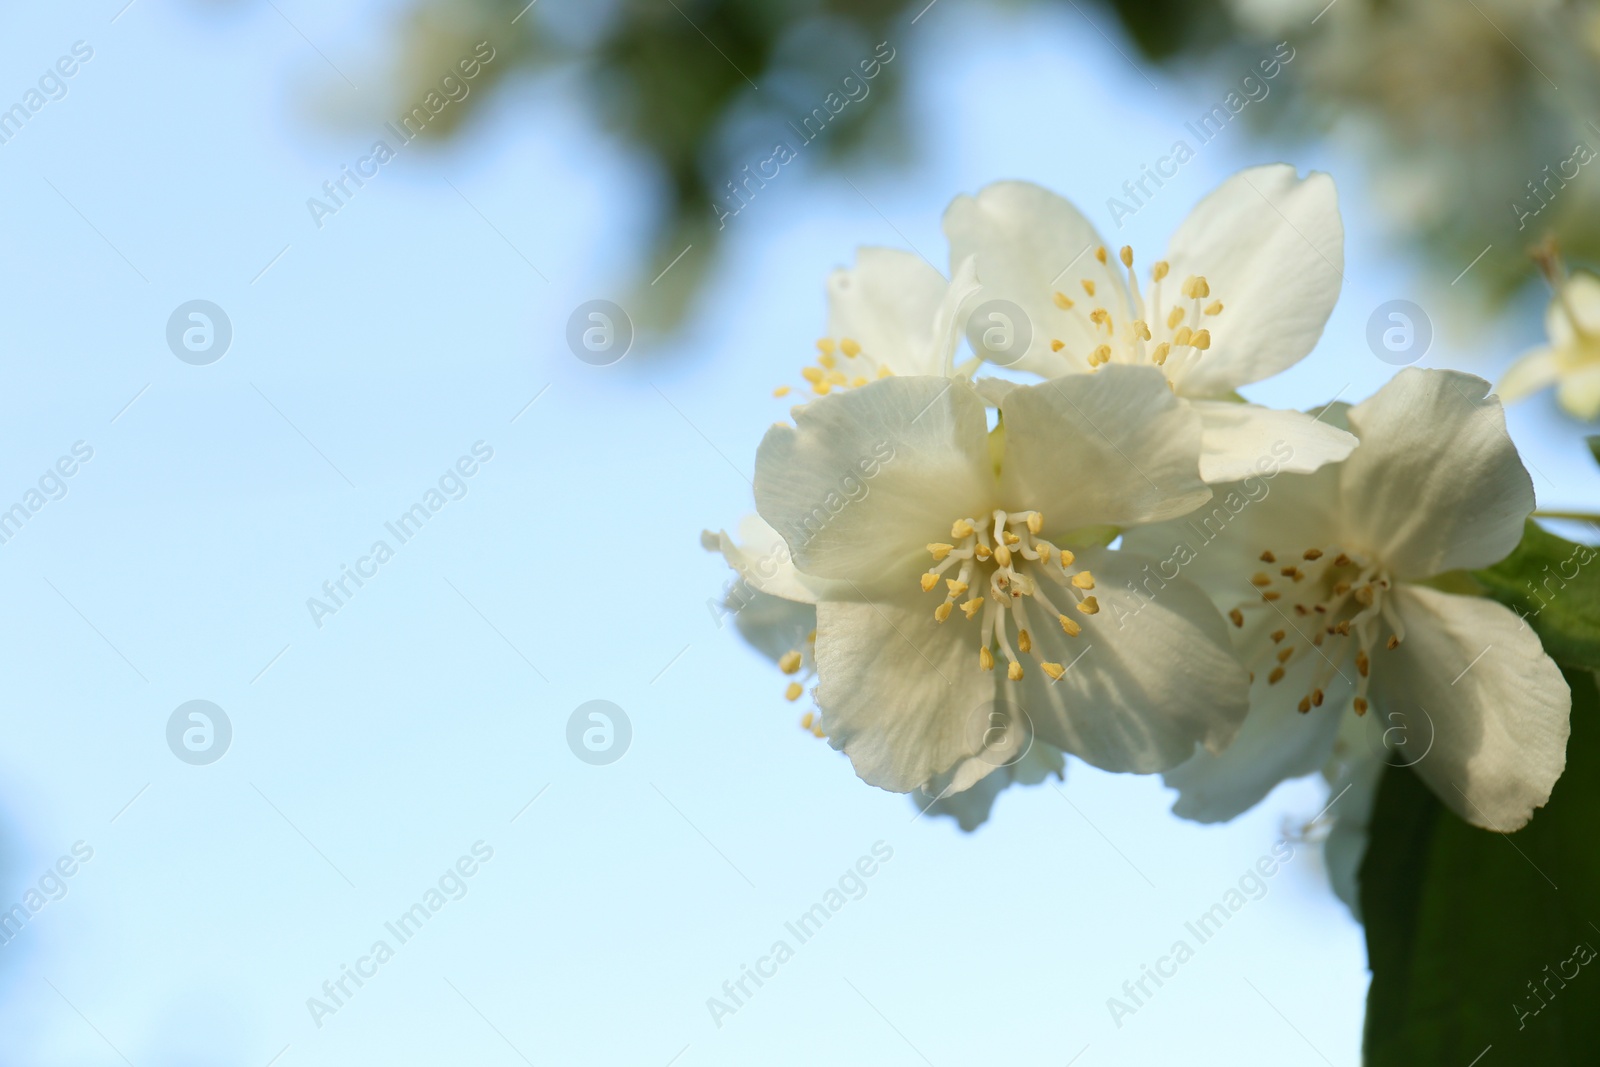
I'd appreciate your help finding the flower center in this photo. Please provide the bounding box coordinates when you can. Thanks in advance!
[1230,545,1406,716]
[920,509,1097,681]
[775,336,895,398]
[1047,245,1223,385]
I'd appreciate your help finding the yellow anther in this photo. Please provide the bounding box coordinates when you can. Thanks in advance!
[1081,279,1096,296]
[979,646,995,671]
[851,377,867,387]
[1091,345,1111,366]
[813,381,831,396]
[839,338,861,357]
[1037,543,1053,564]
[1051,339,1065,352]
[1090,308,1109,327]
[920,573,940,592]
[790,685,806,704]
[1193,276,1210,298]
[811,723,825,738]
[1229,608,1245,628]
[1058,614,1082,637]
[801,366,824,384]
[1018,629,1032,653]
[1120,245,1134,268]
[817,352,837,369]
[1334,553,1352,567]
[1260,550,1277,563]
[816,338,836,354]
[1167,307,1185,329]
[1007,660,1024,681]
[1311,688,1325,708]
[1354,585,1375,606]
[1133,320,1151,341]
[1356,650,1370,677]
[1152,342,1171,366]
[934,602,952,622]
[773,385,792,397]
[1387,635,1401,650]
[1002,531,1021,546]
[1071,571,1095,590]
[1077,596,1100,615]
[946,579,968,597]
[1191,329,1211,351]
[1041,661,1066,681]
[1152,260,1170,281]
[1025,512,1043,534]
[994,543,1012,567]
[779,650,803,674]
[1280,566,1299,578]
[1276,647,1294,664]
[1250,572,1273,587]
[1333,581,1352,596]
[975,543,992,560]
[1303,548,1324,560]
[1271,629,1286,643]
[1174,326,1194,347]
[1058,548,1075,568]
[1268,666,1285,685]
[1052,291,1074,310]
[1354,697,1369,716]
[1262,590,1281,601]
[1297,695,1312,714]
[1095,246,1108,264]
[928,542,954,561]
[961,598,984,619]
[951,519,975,539]
[877,366,892,378]
[825,370,846,385]
[1204,301,1223,316]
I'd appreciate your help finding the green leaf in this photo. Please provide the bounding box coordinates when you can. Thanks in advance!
[1472,520,1600,671]
[1362,666,1600,1064]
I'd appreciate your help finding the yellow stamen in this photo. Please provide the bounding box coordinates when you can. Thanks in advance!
[934,602,952,622]
[1076,596,1100,615]
[1051,339,1065,352]
[801,366,824,384]
[1268,666,1285,685]
[961,598,984,619]
[816,338,836,355]
[1152,342,1171,365]
[1052,291,1074,310]
[1026,512,1043,534]
[1204,301,1223,316]
[1007,660,1024,681]
[1191,329,1210,350]
[946,579,968,597]
[817,352,837,369]
[928,542,954,561]
[1081,279,1096,296]
[1120,245,1134,267]
[1229,608,1245,628]
[1058,614,1082,637]
[790,685,806,703]
[979,646,995,671]
[1017,629,1032,653]
[1303,548,1324,560]
[920,573,939,592]
[773,385,792,397]
[951,519,975,539]
[1152,260,1170,281]
[1041,661,1065,681]
[839,338,861,357]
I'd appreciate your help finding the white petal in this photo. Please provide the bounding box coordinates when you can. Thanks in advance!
[998,367,1211,530]
[1188,400,1357,483]
[1373,585,1570,833]
[1320,752,1384,917]
[1164,165,1344,396]
[1545,270,1600,348]
[1495,346,1560,405]
[1341,369,1534,579]
[827,248,949,376]
[731,589,818,666]
[1557,364,1600,421]
[754,377,994,584]
[812,590,998,793]
[1163,613,1351,822]
[915,742,1065,831]
[942,181,1126,377]
[1119,461,1343,611]
[1012,548,1251,773]
[703,514,828,604]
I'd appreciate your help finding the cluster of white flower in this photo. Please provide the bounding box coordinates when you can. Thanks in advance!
[705,165,1572,909]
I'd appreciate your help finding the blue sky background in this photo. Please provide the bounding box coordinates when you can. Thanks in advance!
[0,1,1592,1064]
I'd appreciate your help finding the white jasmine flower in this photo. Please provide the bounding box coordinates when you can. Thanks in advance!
[1497,264,1600,420]
[1124,369,1570,839]
[753,368,1250,794]
[776,248,979,399]
[916,739,1066,831]
[942,164,1356,483]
